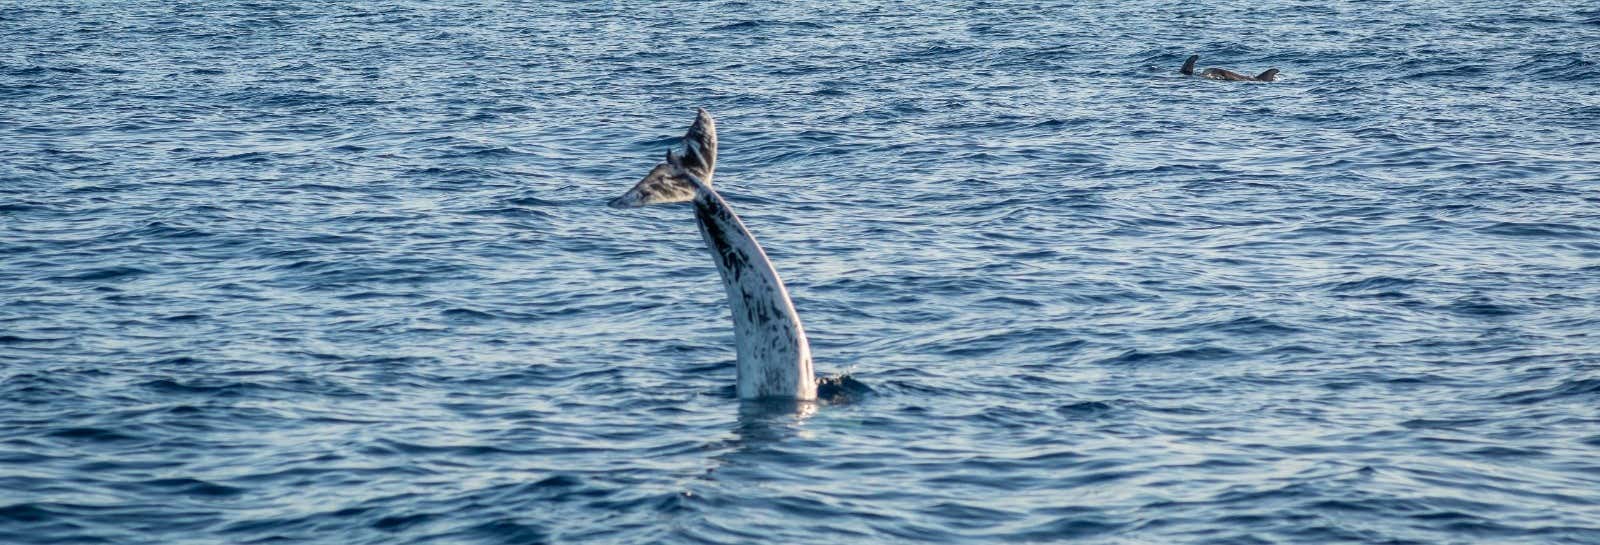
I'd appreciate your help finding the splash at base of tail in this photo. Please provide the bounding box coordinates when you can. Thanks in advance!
[816,374,873,403]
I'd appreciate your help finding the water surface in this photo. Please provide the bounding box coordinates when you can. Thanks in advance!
[3,1,1599,543]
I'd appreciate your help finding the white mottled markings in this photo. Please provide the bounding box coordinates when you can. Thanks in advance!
[693,186,817,400]
[609,108,816,400]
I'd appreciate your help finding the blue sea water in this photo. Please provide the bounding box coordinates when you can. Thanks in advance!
[3,0,1599,543]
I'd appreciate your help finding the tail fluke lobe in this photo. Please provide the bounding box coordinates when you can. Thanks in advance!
[607,108,719,208]
[672,108,716,180]
[607,162,698,208]
[1181,54,1199,75]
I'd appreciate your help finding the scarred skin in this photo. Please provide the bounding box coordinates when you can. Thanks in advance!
[690,178,816,400]
[608,109,817,400]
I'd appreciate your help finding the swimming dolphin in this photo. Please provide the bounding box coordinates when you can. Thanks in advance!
[608,109,823,400]
[1181,54,1280,82]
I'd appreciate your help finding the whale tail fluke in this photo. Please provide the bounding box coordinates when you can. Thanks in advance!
[1256,68,1280,81]
[1181,54,1198,75]
[608,108,719,208]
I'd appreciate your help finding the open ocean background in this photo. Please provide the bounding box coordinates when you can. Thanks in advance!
[3,1,1599,543]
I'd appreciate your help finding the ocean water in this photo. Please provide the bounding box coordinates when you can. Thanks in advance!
[3,1,1599,543]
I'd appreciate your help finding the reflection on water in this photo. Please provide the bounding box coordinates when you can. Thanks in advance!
[695,399,819,493]
[729,399,819,451]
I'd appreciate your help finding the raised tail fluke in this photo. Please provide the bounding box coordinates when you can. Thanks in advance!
[1181,54,1199,75]
[607,108,719,208]
[608,108,819,401]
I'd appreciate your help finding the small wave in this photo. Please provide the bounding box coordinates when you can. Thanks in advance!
[47,266,150,282]
[186,151,272,163]
[451,519,551,543]
[1495,378,1600,405]
[0,503,57,523]
[1440,296,1521,317]
[461,146,523,158]
[710,20,763,31]
[1517,53,1599,81]
[1400,417,1491,429]
[46,426,139,442]
[1101,346,1239,366]
[710,19,829,31]
[441,308,498,321]
[0,202,45,213]
[0,334,66,344]
[371,512,437,532]
[1055,400,1119,418]
[125,221,210,239]
[135,477,246,497]
[140,378,255,397]
[2,65,48,77]
[1478,221,1598,239]
[1403,65,1488,79]
[999,517,1128,541]
[1327,275,1419,293]
[1200,316,1304,336]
